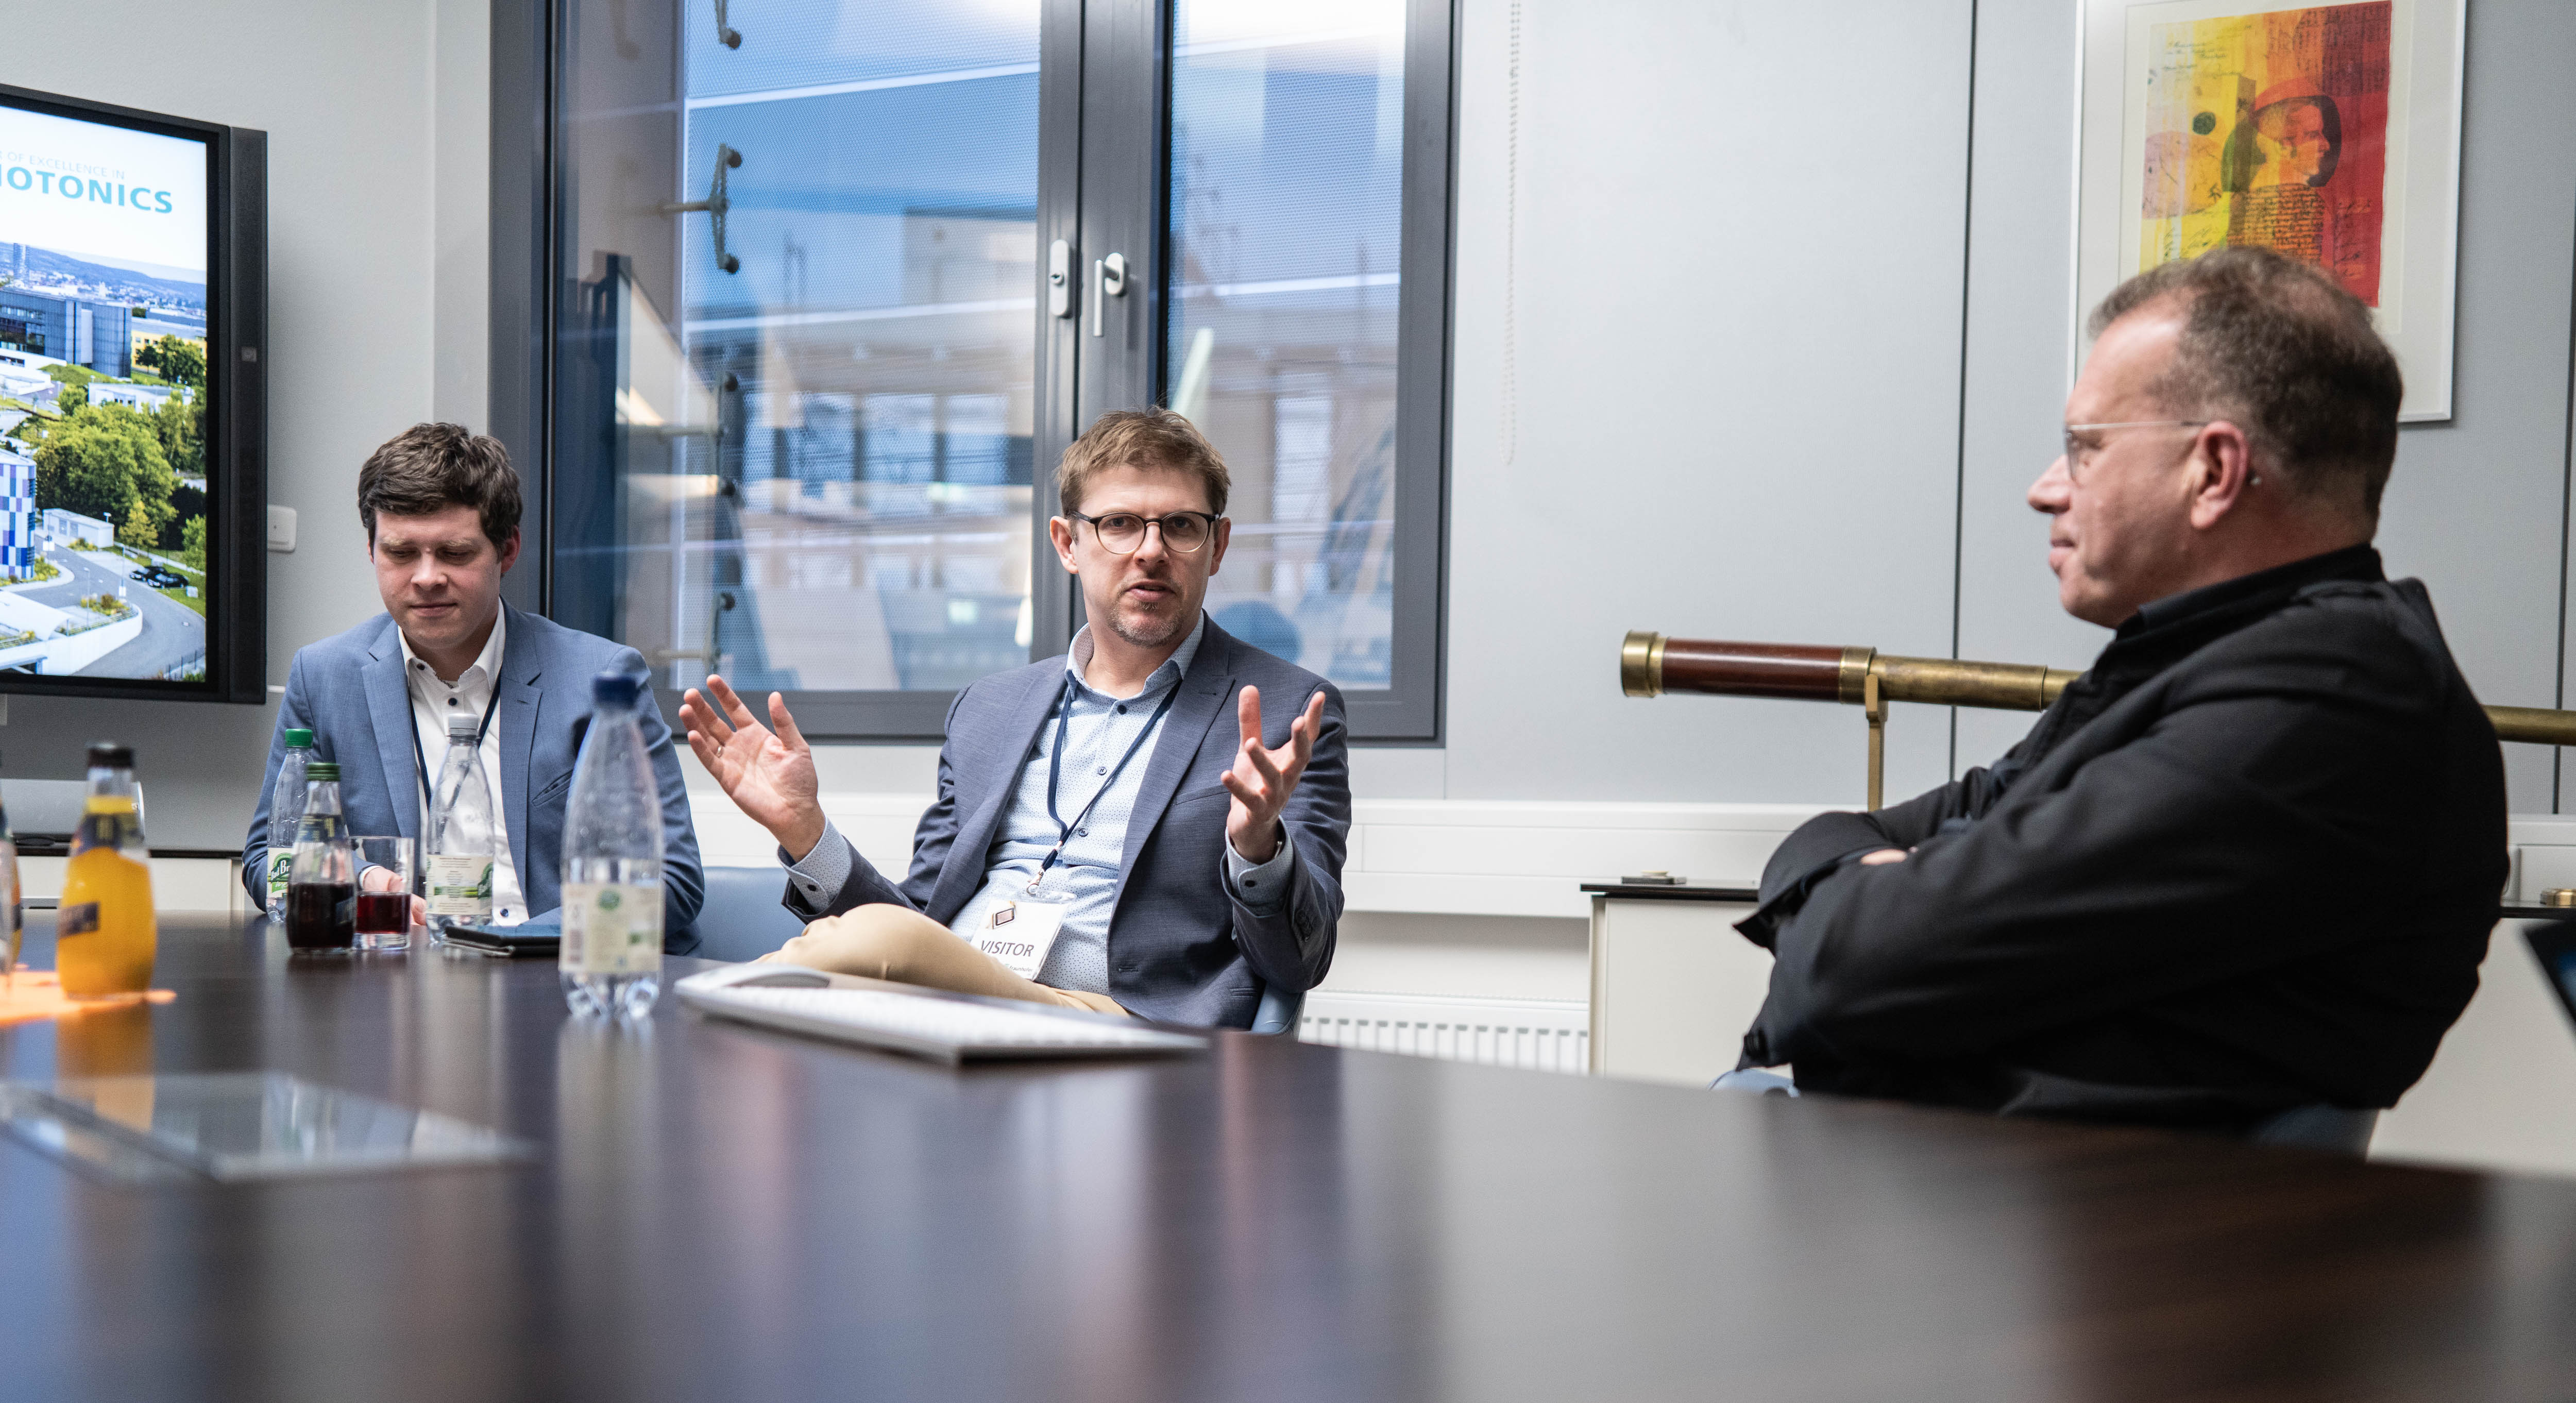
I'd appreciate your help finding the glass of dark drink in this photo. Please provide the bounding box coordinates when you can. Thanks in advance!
[350,837,416,952]
[285,875,355,952]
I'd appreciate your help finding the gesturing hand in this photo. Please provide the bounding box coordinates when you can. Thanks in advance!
[1219,685,1326,865]
[679,675,826,859]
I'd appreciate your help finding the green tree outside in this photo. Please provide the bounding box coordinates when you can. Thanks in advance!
[150,391,201,481]
[135,335,207,391]
[181,515,207,572]
[32,404,178,548]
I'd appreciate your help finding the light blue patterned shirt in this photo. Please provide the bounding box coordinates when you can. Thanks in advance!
[782,614,1296,994]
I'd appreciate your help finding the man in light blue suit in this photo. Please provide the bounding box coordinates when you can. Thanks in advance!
[682,408,1348,1028]
[243,424,703,938]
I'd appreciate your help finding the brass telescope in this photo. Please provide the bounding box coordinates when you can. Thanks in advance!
[1620,630,2576,808]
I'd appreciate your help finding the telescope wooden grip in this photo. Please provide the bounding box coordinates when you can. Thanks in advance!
[1653,639,1871,703]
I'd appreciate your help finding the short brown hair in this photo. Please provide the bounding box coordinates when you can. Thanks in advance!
[1055,408,1231,516]
[357,422,524,547]
[2089,247,2403,517]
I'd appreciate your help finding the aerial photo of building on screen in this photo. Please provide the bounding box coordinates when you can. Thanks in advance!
[0,100,214,681]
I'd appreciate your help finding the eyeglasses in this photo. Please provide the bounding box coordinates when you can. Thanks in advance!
[2060,420,2209,484]
[1067,510,1223,555]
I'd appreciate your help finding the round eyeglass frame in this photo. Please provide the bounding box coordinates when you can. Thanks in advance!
[1065,510,1224,556]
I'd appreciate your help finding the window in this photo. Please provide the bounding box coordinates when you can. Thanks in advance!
[497,0,1451,739]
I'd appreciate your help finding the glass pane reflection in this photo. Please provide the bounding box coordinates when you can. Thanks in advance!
[1167,0,1406,689]
[0,1073,530,1182]
[554,0,1042,694]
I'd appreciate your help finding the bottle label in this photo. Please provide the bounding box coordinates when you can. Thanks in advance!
[426,855,496,918]
[75,811,141,854]
[59,901,100,936]
[267,850,293,899]
[562,883,661,975]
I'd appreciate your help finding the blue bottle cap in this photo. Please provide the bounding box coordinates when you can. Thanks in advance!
[592,671,645,708]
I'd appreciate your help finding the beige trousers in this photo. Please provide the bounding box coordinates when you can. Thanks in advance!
[766,902,1130,1018]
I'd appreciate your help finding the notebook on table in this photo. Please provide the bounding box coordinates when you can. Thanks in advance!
[672,963,1207,1066]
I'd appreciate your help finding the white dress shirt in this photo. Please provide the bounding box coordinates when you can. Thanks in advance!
[398,610,527,924]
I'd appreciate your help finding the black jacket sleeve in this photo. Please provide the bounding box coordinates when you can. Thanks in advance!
[1747,607,2470,1072]
[1736,734,2039,949]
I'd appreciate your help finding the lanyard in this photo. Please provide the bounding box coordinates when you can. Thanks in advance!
[410,695,499,827]
[1031,675,1180,894]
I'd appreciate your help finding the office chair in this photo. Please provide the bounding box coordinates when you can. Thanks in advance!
[1250,984,1303,1036]
[2248,1104,2379,1155]
[685,866,811,963]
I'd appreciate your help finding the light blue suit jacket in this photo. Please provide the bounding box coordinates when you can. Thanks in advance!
[241,606,705,938]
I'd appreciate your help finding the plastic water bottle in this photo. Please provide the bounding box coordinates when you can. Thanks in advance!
[561,670,664,1018]
[266,726,315,914]
[425,709,496,944]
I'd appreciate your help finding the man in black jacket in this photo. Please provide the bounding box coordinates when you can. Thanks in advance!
[1735,248,2504,1130]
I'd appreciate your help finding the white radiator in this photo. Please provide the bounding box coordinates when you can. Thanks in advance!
[1297,991,1589,1075]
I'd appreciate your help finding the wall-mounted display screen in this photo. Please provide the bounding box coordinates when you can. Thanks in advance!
[0,84,264,702]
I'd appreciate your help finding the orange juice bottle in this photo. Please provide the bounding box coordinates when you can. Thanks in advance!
[57,742,156,997]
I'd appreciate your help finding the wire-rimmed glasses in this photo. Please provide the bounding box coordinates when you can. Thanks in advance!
[2061,420,2209,484]
[1067,510,1223,555]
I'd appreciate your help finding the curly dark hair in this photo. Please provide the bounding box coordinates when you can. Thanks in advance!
[356,422,524,548]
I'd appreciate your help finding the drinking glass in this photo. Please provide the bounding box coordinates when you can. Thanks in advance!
[352,837,416,953]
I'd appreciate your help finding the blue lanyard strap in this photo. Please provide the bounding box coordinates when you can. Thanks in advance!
[410,693,501,820]
[1032,675,1182,893]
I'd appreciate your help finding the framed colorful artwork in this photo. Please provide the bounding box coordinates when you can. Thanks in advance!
[2076,0,2465,420]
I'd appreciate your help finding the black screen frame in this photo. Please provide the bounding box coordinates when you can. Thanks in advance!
[0,82,265,705]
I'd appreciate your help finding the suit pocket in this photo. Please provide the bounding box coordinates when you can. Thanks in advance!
[1167,784,1230,813]
[534,769,573,803]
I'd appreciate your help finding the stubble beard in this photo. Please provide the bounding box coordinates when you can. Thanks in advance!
[1108,597,1191,651]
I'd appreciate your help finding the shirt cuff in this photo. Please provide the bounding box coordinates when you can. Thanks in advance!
[1223,825,1297,915]
[779,820,852,917]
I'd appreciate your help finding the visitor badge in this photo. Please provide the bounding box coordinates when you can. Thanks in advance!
[974,900,1065,981]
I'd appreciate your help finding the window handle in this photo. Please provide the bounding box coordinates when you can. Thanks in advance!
[660,144,743,274]
[1090,251,1127,337]
[713,0,741,49]
[1049,239,1073,319]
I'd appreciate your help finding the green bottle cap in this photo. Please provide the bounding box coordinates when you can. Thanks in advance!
[306,762,339,781]
[284,728,314,748]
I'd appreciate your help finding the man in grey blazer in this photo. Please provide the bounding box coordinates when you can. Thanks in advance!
[682,408,1348,1028]
[243,424,703,938]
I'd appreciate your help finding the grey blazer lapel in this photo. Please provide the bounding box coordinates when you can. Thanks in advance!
[499,614,543,885]
[361,623,419,840]
[1113,628,1235,900]
[925,667,1062,922]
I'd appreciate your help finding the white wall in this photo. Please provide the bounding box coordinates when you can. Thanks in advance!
[0,0,491,848]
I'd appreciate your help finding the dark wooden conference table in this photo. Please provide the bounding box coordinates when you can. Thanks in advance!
[5,911,2576,1402]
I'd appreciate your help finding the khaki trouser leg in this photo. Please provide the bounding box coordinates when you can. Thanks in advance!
[778,903,1130,1018]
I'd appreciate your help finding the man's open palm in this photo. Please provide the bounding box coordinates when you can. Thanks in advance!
[680,675,827,857]
[1220,686,1326,864]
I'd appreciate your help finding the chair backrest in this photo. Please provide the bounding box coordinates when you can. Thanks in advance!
[686,866,810,963]
[2249,1103,2379,1155]
[1249,983,1303,1036]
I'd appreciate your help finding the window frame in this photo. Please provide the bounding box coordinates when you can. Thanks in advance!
[492,0,1454,742]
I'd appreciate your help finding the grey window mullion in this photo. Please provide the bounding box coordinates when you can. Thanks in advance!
[1358,0,1460,743]
[490,0,552,617]
[1028,0,1091,665]
[1073,0,1171,424]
